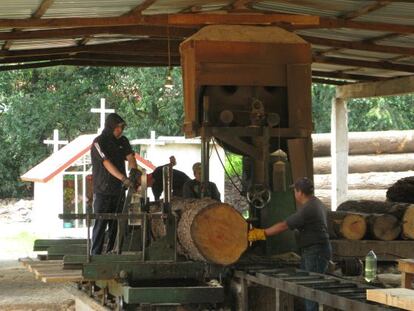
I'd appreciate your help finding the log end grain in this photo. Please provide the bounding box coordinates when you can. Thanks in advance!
[403,205,414,240]
[372,214,401,241]
[190,202,248,266]
[341,214,367,240]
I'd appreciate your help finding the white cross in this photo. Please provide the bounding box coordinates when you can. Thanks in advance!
[43,129,68,153]
[90,98,115,133]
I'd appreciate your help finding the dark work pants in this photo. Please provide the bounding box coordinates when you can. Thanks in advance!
[300,242,332,311]
[91,193,124,255]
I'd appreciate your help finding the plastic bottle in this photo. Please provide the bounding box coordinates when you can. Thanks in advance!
[365,250,377,282]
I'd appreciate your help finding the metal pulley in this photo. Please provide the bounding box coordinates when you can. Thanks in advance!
[246,184,271,209]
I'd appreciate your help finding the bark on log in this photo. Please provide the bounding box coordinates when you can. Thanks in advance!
[312,130,414,157]
[387,176,414,203]
[328,211,367,240]
[316,190,386,209]
[151,198,248,265]
[314,154,414,174]
[315,171,414,190]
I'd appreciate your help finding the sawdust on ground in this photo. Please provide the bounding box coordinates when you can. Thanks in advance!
[0,260,75,311]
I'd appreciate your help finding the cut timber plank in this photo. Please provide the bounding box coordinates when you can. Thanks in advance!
[367,288,414,311]
[41,274,83,283]
[399,259,414,274]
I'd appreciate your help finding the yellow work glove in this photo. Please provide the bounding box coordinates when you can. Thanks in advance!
[248,228,266,242]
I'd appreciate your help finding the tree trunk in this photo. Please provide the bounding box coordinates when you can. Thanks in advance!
[328,211,367,240]
[313,131,414,157]
[402,205,414,240]
[316,190,386,209]
[387,176,414,203]
[368,214,401,241]
[151,198,248,265]
[315,171,414,190]
[314,154,414,174]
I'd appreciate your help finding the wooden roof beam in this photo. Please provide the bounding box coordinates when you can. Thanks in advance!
[340,1,391,20]
[337,75,414,99]
[124,0,157,16]
[0,60,167,71]
[0,25,195,41]
[2,0,54,51]
[312,78,349,85]
[0,39,181,58]
[312,70,385,82]
[0,13,319,29]
[302,35,414,56]
[313,54,414,73]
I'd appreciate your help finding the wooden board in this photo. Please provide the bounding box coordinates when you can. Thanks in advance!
[367,288,414,311]
[399,259,414,274]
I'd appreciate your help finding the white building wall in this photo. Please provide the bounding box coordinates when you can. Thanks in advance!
[31,174,64,237]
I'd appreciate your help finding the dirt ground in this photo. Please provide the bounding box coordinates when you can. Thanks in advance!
[0,260,75,311]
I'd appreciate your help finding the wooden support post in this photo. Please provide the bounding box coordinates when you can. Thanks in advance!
[275,288,294,311]
[331,97,348,210]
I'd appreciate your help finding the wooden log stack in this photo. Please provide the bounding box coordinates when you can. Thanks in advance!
[312,130,414,208]
[327,200,414,241]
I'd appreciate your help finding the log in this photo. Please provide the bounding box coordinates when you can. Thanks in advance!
[328,211,367,240]
[314,153,414,174]
[402,206,414,240]
[152,198,248,265]
[328,211,401,241]
[387,176,414,203]
[369,214,401,241]
[312,130,414,157]
[316,189,386,209]
[314,171,414,190]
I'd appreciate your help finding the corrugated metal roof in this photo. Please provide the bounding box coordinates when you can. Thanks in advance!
[0,0,413,84]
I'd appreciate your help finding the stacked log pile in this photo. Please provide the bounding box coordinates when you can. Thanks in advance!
[327,200,414,241]
[312,130,414,208]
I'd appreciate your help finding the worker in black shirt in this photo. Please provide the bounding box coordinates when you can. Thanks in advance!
[148,156,190,200]
[183,162,221,201]
[90,113,139,255]
[248,177,331,311]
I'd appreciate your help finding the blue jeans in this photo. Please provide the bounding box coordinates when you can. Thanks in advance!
[300,242,332,311]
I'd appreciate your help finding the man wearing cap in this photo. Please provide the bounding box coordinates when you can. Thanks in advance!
[248,177,331,311]
[90,113,139,255]
[183,162,221,201]
[148,156,190,200]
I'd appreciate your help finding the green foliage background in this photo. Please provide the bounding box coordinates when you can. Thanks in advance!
[1,67,414,197]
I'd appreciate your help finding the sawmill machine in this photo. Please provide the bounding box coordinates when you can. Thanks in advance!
[180,25,314,256]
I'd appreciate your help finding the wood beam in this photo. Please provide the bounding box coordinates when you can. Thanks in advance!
[0,60,167,71]
[302,35,414,56]
[337,75,414,99]
[340,1,391,20]
[316,17,414,34]
[3,0,55,51]
[312,78,349,85]
[0,52,180,65]
[312,70,384,82]
[32,0,55,18]
[313,54,414,73]
[0,39,181,58]
[0,25,195,41]
[125,0,157,16]
[0,13,319,29]
[365,33,402,43]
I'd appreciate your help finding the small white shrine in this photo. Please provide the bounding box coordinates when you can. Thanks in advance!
[21,99,155,237]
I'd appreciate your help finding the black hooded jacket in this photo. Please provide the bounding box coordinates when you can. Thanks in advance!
[91,113,134,195]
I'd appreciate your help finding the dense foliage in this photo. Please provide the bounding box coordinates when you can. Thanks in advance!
[1,67,414,197]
